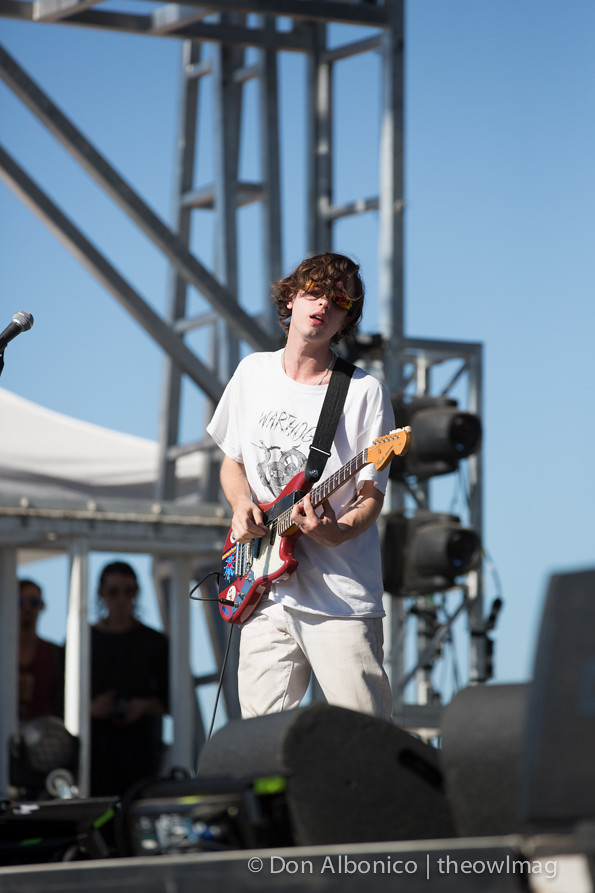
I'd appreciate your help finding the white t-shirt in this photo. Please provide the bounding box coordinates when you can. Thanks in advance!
[206,349,395,617]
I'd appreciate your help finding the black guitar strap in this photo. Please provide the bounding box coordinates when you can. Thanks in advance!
[304,355,355,484]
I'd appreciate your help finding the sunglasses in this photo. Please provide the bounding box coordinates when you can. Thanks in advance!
[302,278,359,313]
[19,596,42,609]
[103,585,138,598]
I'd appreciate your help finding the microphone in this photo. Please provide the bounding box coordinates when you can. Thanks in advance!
[0,310,34,352]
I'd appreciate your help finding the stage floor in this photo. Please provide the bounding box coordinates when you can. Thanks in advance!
[0,833,592,893]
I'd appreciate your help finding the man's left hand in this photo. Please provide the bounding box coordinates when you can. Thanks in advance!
[290,493,346,546]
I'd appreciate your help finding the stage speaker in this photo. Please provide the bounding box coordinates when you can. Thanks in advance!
[441,683,529,837]
[197,703,456,846]
[519,568,595,830]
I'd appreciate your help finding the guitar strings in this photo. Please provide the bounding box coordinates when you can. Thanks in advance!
[277,447,369,534]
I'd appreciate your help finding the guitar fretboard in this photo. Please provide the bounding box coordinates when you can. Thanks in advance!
[276,447,369,535]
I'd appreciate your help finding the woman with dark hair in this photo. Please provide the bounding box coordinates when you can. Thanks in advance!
[90,561,169,797]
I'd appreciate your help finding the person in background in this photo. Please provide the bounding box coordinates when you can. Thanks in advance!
[90,560,169,797]
[18,578,64,722]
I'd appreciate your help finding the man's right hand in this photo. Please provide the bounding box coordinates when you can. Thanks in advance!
[220,455,268,542]
[230,499,268,543]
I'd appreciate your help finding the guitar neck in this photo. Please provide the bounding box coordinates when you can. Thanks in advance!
[277,448,370,534]
[309,448,369,508]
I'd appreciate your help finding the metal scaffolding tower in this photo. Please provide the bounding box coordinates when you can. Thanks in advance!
[0,0,487,783]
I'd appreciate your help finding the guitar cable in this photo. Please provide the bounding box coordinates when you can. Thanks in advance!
[189,571,235,747]
[205,622,235,744]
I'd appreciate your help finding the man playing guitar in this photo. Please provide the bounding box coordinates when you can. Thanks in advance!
[207,252,395,720]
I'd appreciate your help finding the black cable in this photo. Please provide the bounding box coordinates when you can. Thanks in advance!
[188,571,236,774]
[189,570,221,602]
[204,621,235,746]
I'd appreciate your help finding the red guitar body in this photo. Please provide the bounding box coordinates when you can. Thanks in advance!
[217,470,309,623]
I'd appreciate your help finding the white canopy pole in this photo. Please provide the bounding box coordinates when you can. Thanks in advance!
[64,540,90,797]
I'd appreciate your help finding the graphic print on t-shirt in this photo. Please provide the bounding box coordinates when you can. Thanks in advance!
[254,406,317,498]
[254,441,305,497]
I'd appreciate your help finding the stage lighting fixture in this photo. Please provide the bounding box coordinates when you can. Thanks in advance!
[383,511,482,596]
[9,717,79,801]
[18,717,78,775]
[390,396,481,480]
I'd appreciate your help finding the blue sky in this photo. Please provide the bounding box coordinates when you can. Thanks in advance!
[1,1,594,701]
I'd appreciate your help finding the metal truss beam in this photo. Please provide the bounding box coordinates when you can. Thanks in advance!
[0,44,275,358]
[0,3,308,47]
[159,0,389,25]
[0,144,227,402]
[0,0,390,34]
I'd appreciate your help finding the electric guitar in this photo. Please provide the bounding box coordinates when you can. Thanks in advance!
[217,428,411,623]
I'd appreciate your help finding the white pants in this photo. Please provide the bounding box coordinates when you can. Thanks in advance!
[238,599,393,720]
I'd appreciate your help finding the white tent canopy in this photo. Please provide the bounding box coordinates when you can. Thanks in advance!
[0,386,205,503]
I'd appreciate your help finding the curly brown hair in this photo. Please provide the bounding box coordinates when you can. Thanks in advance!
[271,252,364,344]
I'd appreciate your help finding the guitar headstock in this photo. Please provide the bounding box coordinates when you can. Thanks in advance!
[368,427,412,471]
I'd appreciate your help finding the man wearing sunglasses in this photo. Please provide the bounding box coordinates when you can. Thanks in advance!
[207,252,394,721]
[18,579,65,722]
